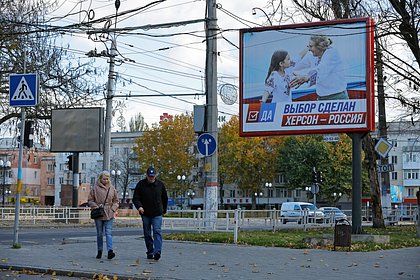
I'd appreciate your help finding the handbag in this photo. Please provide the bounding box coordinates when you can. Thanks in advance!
[90,187,111,219]
[90,207,105,219]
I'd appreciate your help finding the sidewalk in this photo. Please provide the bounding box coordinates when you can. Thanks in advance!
[0,235,419,280]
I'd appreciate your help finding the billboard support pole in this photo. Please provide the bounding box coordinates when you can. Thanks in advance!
[72,152,79,208]
[349,132,365,234]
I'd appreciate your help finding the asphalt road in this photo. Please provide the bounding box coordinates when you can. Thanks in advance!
[0,227,143,246]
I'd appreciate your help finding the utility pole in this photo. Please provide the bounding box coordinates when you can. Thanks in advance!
[204,0,218,220]
[103,0,120,171]
[376,42,391,215]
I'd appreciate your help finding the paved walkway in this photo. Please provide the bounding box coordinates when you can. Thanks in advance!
[0,235,419,280]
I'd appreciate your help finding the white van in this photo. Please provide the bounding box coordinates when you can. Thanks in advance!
[280,202,324,224]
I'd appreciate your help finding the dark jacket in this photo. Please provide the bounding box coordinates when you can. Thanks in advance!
[132,178,168,217]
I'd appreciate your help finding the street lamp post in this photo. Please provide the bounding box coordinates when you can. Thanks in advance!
[333,192,342,206]
[111,169,121,202]
[0,160,11,207]
[177,174,186,216]
[187,190,196,209]
[254,191,263,209]
[265,182,272,209]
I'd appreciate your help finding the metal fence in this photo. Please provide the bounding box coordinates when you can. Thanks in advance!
[1,206,417,243]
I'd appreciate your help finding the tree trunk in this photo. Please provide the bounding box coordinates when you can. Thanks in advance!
[363,134,385,228]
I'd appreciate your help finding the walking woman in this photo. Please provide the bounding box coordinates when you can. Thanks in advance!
[88,171,119,259]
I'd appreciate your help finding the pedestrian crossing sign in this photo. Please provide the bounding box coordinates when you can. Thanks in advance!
[9,73,39,107]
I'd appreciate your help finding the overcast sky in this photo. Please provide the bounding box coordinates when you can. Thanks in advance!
[45,0,273,128]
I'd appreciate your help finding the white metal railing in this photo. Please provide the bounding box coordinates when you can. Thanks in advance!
[1,206,418,243]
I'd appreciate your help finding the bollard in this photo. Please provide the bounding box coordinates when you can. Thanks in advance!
[234,209,239,244]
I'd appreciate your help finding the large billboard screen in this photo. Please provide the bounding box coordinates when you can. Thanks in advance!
[240,18,375,137]
[50,107,104,152]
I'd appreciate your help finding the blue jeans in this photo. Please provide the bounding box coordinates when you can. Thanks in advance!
[141,215,163,256]
[94,218,114,252]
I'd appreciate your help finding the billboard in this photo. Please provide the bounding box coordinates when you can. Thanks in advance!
[50,107,104,152]
[240,18,375,137]
[390,185,403,203]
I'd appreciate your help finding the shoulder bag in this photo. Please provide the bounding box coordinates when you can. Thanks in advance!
[91,187,111,219]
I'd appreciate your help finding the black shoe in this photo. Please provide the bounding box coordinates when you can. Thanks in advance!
[107,250,115,260]
[147,254,154,259]
[96,250,102,259]
[153,252,161,261]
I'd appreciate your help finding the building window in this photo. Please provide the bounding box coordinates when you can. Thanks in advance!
[81,163,86,171]
[295,189,302,198]
[405,153,419,163]
[90,177,96,185]
[278,188,291,198]
[404,170,419,180]
[408,188,415,197]
[59,163,66,171]
[34,171,37,179]
[59,177,64,184]
[391,156,397,164]
[229,190,235,198]
[391,172,397,180]
[34,156,38,164]
[47,164,54,172]
[47,177,55,185]
[267,188,273,198]
[275,174,286,184]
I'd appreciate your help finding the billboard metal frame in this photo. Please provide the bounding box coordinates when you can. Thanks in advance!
[239,18,375,137]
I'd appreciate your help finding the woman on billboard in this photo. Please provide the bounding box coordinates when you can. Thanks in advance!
[290,34,349,101]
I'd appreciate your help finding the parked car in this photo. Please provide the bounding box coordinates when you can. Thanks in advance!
[319,207,347,221]
[280,202,324,224]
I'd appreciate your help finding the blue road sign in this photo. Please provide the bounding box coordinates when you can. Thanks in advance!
[197,133,217,157]
[9,73,38,107]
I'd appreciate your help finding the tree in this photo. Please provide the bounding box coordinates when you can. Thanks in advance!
[277,134,369,205]
[134,114,197,196]
[0,0,105,141]
[218,116,283,209]
[129,112,147,132]
[277,135,330,190]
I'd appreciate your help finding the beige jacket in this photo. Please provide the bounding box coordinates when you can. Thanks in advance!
[88,183,119,220]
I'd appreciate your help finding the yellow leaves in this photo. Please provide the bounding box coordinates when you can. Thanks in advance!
[134,114,197,190]
[129,259,141,266]
[93,273,118,280]
[142,269,152,276]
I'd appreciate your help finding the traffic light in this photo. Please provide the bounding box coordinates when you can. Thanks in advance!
[67,155,73,171]
[23,120,34,148]
[317,171,323,183]
[312,169,318,183]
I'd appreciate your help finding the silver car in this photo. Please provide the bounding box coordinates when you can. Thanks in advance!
[319,207,347,221]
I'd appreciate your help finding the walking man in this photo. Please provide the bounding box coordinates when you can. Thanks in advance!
[133,166,168,260]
